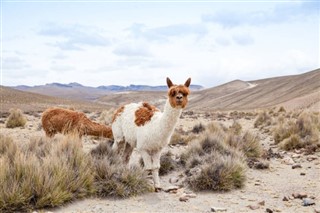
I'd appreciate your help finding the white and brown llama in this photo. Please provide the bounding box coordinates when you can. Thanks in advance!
[42,107,113,139]
[112,77,191,190]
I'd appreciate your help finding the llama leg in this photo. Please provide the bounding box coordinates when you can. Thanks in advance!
[140,150,155,186]
[123,143,134,164]
[151,151,162,191]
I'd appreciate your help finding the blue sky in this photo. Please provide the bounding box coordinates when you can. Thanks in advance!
[1,0,319,88]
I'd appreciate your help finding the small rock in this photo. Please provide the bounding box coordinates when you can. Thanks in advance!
[283,196,289,201]
[266,208,273,213]
[303,198,315,206]
[292,164,302,169]
[307,155,318,162]
[164,186,179,193]
[254,161,269,169]
[211,207,227,212]
[292,192,308,199]
[169,177,179,184]
[185,193,197,198]
[247,205,259,210]
[258,200,265,206]
[300,172,306,176]
[179,195,189,202]
[292,154,301,158]
[282,156,295,165]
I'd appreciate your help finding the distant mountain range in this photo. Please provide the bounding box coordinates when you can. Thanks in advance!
[3,68,319,113]
[13,82,204,101]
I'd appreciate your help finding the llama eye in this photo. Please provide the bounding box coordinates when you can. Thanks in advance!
[171,91,176,97]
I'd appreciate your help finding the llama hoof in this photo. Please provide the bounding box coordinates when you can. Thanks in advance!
[155,187,162,192]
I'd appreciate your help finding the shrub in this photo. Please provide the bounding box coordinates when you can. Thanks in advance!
[192,123,205,134]
[91,142,153,198]
[240,131,262,158]
[0,135,95,212]
[182,132,246,192]
[254,111,272,128]
[272,111,320,151]
[159,151,177,176]
[187,150,246,191]
[229,120,242,135]
[5,108,27,128]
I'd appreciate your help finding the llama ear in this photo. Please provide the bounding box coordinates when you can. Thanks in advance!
[166,77,174,88]
[184,78,191,87]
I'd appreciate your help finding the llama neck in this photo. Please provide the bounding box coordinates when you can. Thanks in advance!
[159,99,182,133]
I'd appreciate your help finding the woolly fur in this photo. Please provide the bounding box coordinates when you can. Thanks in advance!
[112,77,191,189]
[42,108,113,138]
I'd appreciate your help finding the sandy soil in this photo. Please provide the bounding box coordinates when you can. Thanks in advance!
[1,112,319,213]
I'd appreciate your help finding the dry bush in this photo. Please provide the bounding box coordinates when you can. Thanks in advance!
[229,120,242,135]
[278,106,286,113]
[0,134,95,212]
[159,151,177,176]
[226,131,262,158]
[192,123,205,134]
[254,111,272,128]
[5,108,27,128]
[273,111,320,151]
[98,108,115,125]
[170,130,197,146]
[91,142,153,198]
[182,133,246,192]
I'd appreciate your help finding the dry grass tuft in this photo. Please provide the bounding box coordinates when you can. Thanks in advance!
[254,111,272,128]
[159,151,177,176]
[5,108,27,128]
[91,142,153,198]
[0,134,95,212]
[192,123,205,134]
[273,112,320,151]
[182,132,247,192]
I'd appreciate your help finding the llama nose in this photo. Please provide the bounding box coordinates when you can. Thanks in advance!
[176,94,183,100]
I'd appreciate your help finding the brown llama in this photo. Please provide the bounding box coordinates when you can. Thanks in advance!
[41,107,113,138]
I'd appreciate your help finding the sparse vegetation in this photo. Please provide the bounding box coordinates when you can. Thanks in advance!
[272,112,320,151]
[254,111,272,128]
[0,134,95,212]
[159,151,177,176]
[5,108,27,128]
[91,142,153,198]
[191,123,205,134]
[183,133,247,191]
[0,135,153,212]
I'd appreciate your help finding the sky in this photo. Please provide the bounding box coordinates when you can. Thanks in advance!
[1,0,319,88]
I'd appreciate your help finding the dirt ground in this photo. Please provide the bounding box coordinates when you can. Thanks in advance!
[1,112,319,213]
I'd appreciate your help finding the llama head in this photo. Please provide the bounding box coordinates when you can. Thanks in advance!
[166,77,191,109]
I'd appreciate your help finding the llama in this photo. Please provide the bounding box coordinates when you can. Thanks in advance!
[112,77,191,190]
[42,107,113,139]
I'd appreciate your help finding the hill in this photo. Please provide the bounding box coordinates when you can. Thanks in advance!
[0,86,109,113]
[97,68,320,111]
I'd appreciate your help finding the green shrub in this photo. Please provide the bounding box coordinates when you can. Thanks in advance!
[5,108,27,128]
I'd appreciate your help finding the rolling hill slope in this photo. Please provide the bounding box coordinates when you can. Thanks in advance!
[188,68,320,111]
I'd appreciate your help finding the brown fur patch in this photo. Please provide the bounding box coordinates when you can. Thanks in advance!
[135,102,159,126]
[112,105,125,123]
[41,107,113,138]
[168,85,190,108]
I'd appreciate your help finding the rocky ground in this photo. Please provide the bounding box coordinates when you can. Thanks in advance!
[1,112,319,213]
